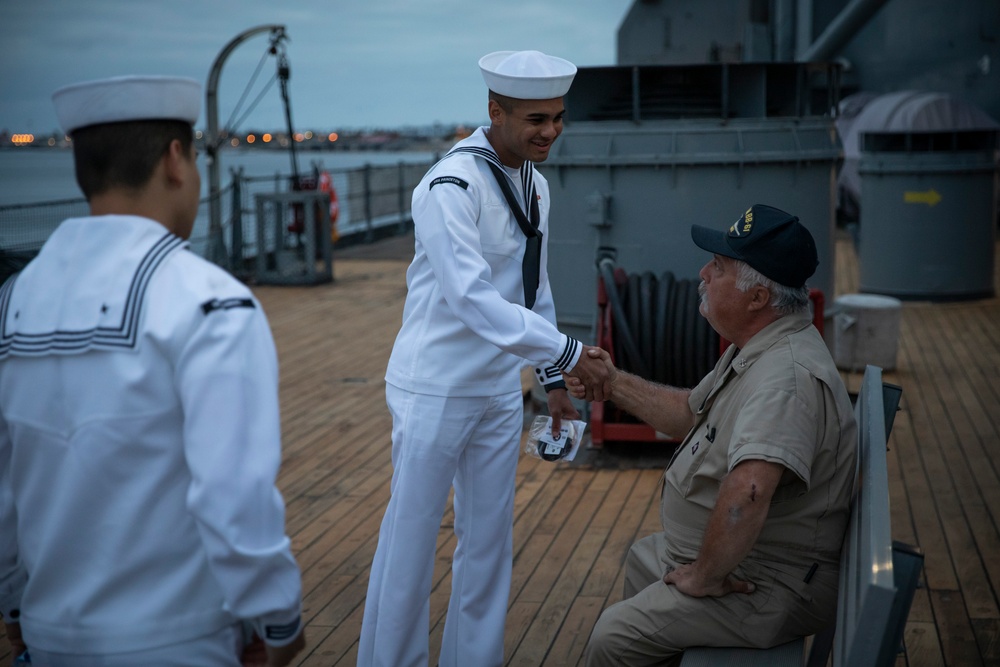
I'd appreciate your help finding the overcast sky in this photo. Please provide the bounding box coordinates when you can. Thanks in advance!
[1,0,633,135]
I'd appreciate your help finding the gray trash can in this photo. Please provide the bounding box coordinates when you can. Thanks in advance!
[858,130,998,300]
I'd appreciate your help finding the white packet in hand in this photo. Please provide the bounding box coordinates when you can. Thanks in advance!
[524,415,587,462]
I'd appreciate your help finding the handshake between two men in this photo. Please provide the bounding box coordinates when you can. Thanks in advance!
[562,346,617,403]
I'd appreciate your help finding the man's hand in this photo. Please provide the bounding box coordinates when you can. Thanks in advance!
[3,620,26,657]
[663,562,755,597]
[664,460,782,601]
[242,630,306,667]
[546,388,580,437]
[563,346,615,402]
[240,633,267,667]
[265,630,306,667]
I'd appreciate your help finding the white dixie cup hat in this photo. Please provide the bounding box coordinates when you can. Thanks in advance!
[52,75,201,134]
[478,50,577,100]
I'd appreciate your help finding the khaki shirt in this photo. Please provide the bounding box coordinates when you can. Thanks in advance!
[660,313,857,577]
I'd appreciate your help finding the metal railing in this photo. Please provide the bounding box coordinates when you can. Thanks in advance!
[0,158,433,284]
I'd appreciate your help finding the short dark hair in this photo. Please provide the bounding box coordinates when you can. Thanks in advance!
[70,119,194,199]
[488,90,518,113]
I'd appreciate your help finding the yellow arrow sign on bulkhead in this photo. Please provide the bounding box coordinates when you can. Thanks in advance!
[903,189,942,206]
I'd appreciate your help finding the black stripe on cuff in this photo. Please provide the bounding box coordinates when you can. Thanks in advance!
[554,337,580,371]
[265,616,301,641]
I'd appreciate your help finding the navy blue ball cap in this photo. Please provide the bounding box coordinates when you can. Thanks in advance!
[690,204,819,288]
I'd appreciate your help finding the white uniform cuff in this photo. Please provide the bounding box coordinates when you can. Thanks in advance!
[534,365,565,391]
[0,605,21,624]
[252,607,302,647]
[554,336,583,373]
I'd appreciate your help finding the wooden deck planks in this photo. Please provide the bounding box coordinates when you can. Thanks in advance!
[2,235,999,667]
[900,307,999,666]
[268,235,1000,667]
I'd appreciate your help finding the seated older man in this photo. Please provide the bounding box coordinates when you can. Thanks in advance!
[569,204,857,667]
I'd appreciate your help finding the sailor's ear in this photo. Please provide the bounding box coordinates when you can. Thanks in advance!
[162,139,188,186]
[488,99,506,126]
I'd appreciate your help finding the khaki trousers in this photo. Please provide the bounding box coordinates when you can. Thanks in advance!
[584,533,836,666]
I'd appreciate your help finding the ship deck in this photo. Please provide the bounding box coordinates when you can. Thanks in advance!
[272,231,1000,667]
[2,232,998,666]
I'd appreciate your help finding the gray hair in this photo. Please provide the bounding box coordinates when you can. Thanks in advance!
[734,261,810,316]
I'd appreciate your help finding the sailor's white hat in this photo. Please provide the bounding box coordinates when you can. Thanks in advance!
[53,75,201,134]
[479,50,577,100]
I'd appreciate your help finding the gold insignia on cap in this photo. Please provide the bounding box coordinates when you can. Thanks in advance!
[730,208,754,237]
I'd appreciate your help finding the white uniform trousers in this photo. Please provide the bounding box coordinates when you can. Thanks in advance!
[358,385,523,667]
[27,623,243,666]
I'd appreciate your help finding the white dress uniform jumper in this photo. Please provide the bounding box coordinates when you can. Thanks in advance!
[359,50,579,667]
[0,217,303,664]
[0,74,303,665]
[360,126,583,667]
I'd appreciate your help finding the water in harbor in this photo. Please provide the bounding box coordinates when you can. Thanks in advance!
[0,148,437,207]
[0,147,438,257]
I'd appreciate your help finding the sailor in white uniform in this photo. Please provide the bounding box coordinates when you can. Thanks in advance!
[0,76,305,666]
[358,51,611,667]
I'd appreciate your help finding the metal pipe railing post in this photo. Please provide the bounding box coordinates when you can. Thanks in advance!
[364,164,373,243]
[397,161,407,235]
[229,167,244,273]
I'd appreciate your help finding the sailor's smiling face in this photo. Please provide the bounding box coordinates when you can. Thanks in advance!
[487,96,565,168]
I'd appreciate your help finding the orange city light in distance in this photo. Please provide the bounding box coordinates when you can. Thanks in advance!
[11,133,35,145]
[246,134,256,144]
[328,132,339,142]
[262,133,273,143]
